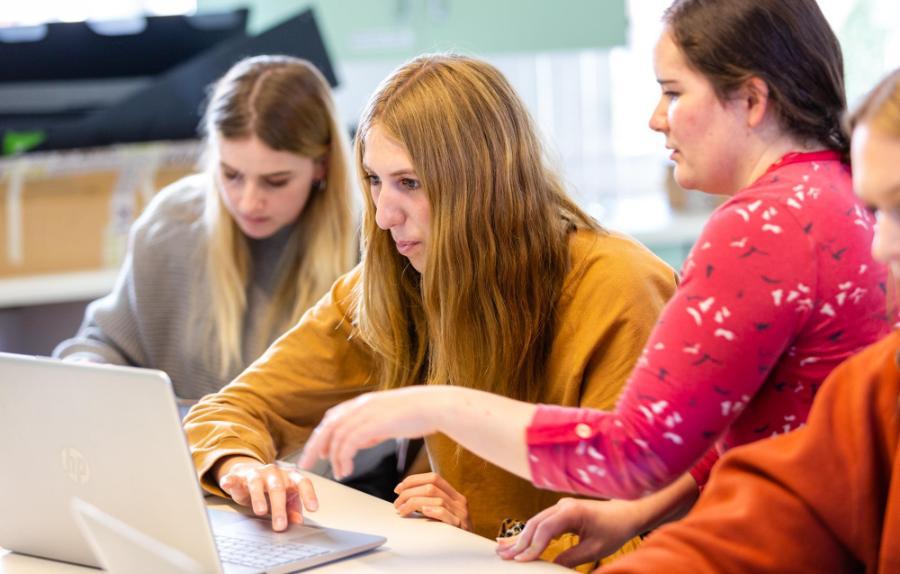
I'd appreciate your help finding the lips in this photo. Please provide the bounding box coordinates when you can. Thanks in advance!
[394,240,420,255]
[241,214,270,226]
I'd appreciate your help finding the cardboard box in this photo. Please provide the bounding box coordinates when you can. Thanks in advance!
[0,141,200,277]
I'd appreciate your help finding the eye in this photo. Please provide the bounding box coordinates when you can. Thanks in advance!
[400,177,421,191]
[221,168,242,182]
[365,174,381,186]
[663,90,680,100]
[264,178,290,188]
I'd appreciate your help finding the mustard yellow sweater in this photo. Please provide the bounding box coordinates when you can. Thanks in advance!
[185,228,676,558]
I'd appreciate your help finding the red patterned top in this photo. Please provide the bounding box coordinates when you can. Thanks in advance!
[527,151,894,498]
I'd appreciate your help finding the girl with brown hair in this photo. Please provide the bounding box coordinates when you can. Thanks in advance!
[184,53,676,564]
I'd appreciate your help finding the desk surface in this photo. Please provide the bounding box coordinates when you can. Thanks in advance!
[0,472,569,573]
[0,271,118,309]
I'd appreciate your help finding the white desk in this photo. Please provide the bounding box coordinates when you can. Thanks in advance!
[0,472,569,573]
[0,271,117,309]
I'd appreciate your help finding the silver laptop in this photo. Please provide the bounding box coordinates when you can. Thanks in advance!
[0,352,386,573]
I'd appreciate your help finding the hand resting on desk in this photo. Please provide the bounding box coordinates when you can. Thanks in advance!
[393,472,472,531]
[495,498,640,566]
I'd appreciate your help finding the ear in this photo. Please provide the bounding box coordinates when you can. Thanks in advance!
[314,154,329,180]
[741,76,771,129]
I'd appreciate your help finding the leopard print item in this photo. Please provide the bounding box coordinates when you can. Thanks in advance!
[498,518,526,539]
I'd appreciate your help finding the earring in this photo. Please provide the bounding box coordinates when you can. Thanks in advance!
[313,179,326,192]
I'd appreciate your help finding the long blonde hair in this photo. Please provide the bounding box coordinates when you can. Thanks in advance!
[354,54,599,401]
[202,55,355,376]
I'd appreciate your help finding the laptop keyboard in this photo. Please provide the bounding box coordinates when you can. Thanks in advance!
[216,534,331,569]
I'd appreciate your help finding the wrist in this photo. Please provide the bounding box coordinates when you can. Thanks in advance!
[594,497,651,539]
[627,474,700,534]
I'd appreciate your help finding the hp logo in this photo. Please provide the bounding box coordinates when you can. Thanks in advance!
[61,447,90,485]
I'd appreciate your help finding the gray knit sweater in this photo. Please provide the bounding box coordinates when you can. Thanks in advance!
[54,174,295,400]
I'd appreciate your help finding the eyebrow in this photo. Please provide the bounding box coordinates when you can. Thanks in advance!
[219,161,293,178]
[657,78,676,86]
[361,163,417,177]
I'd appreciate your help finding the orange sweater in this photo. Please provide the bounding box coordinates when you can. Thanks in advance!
[602,330,900,574]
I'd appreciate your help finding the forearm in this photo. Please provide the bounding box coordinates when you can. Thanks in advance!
[53,326,131,365]
[435,387,537,481]
[431,389,700,501]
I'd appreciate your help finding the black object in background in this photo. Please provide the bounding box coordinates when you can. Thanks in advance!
[0,10,248,135]
[0,10,249,83]
[5,9,337,153]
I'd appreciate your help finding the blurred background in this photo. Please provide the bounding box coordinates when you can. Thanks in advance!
[1,0,898,355]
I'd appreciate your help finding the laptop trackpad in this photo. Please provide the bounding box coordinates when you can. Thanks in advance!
[209,509,330,543]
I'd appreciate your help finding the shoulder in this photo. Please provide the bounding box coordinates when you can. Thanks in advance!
[716,158,855,227]
[566,227,676,291]
[827,331,900,405]
[790,330,900,475]
[694,158,867,266]
[131,173,209,248]
[307,264,363,321]
[561,228,677,311]
[333,264,363,303]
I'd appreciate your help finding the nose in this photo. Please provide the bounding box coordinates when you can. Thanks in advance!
[649,96,668,133]
[374,186,404,230]
[238,181,265,213]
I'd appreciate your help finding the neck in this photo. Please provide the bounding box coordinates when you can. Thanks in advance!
[732,130,825,194]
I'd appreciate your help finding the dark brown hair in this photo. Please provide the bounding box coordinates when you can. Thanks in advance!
[663,0,849,160]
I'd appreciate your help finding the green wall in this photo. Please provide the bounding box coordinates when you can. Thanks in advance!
[198,0,627,61]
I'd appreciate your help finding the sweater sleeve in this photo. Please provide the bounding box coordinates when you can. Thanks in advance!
[184,267,378,495]
[528,197,816,499]
[600,332,900,574]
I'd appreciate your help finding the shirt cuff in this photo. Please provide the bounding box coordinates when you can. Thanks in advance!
[689,446,721,489]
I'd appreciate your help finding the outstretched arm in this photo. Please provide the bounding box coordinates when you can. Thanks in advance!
[299,385,538,481]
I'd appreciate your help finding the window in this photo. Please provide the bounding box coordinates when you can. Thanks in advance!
[0,0,196,27]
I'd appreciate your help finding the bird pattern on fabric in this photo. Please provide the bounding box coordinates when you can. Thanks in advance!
[526,151,895,499]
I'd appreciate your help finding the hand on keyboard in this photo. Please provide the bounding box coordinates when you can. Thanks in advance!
[214,456,319,532]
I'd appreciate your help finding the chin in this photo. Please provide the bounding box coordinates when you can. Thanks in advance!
[672,169,696,192]
[408,257,425,274]
[240,225,276,240]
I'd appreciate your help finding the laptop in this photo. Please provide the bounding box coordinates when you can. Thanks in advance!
[0,352,386,573]
[71,497,206,574]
